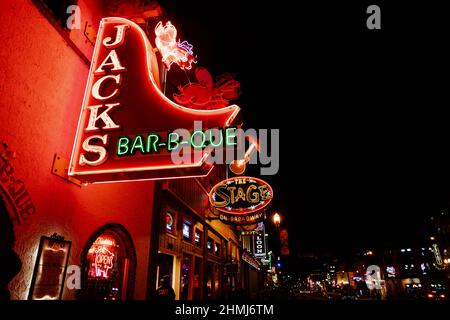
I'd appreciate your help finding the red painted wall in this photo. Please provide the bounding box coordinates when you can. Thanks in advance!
[0,0,155,299]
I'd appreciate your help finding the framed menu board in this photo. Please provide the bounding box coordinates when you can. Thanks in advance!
[28,235,71,300]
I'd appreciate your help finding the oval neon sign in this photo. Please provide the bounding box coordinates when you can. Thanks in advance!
[209,176,273,215]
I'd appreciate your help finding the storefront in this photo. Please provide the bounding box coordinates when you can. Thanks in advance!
[79,224,137,300]
[241,251,263,299]
[0,0,263,301]
[155,172,242,300]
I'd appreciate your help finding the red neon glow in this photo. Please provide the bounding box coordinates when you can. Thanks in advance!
[229,135,260,174]
[174,68,240,110]
[68,17,240,183]
[229,160,246,175]
[209,176,273,216]
[88,235,116,279]
[94,247,114,278]
[155,21,196,70]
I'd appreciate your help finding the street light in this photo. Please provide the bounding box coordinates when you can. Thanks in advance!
[273,212,281,229]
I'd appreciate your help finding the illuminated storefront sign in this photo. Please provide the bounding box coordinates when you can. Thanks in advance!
[253,230,267,258]
[154,21,196,70]
[69,17,239,183]
[386,266,396,278]
[209,177,272,214]
[94,246,115,278]
[209,176,272,225]
[194,230,201,246]
[174,67,240,110]
[87,234,116,279]
[218,211,265,225]
[115,126,239,156]
[432,243,443,266]
[183,220,191,240]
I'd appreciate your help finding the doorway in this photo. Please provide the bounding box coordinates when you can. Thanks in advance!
[80,224,136,300]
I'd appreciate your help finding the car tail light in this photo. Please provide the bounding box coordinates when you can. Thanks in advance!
[427,293,434,298]
[440,294,445,298]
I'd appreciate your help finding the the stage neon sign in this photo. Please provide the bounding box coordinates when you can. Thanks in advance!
[69,17,239,183]
[209,176,273,225]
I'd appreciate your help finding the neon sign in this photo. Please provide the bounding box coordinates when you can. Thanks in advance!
[386,266,396,278]
[155,21,196,70]
[94,246,115,278]
[69,17,239,183]
[88,235,116,279]
[174,68,240,110]
[209,177,273,215]
[253,224,267,258]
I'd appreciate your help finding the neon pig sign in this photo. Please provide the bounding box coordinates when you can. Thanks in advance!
[94,246,115,278]
[88,235,116,279]
[154,21,196,70]
[69,17,239,183]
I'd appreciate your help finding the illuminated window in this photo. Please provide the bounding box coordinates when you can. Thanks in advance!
[194,229,202,247]
[214,242,220,256]
[183,220,192,241]
[166,212,175,233]
[207,238,213,252]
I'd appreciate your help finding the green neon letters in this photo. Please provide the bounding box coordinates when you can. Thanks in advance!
[116,127,237,157]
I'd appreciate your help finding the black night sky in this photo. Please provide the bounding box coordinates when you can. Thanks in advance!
[162,1,450,255]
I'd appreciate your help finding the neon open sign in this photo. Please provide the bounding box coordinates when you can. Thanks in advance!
[69,17,239,183]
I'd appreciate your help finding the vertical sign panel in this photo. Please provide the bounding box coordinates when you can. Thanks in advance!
[252,223,266,257]
[28,236,71,300]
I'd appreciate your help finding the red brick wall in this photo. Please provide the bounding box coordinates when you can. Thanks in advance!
[0,0,154,299]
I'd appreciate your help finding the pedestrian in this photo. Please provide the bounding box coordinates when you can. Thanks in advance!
[156,275,175,302]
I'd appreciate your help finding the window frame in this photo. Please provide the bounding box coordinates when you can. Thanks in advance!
[182,217,193,242]
[214,241,220,256]
[207,237,213,252]
[194,228,203,247]
[165,211,177,235]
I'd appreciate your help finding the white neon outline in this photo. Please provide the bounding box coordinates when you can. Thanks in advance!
[90,164,214,185]
[69,17,240,180]
[75,152,209,175]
